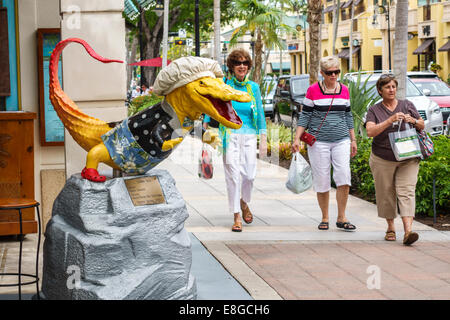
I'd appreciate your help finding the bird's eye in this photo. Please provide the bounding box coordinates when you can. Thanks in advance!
[199,81,204,85]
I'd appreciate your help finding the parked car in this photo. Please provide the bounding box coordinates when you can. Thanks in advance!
[408,76,450,130]
[345,72,443,136]
[272,74,323,133]
[262,85,276,119]
[407,70,439,79]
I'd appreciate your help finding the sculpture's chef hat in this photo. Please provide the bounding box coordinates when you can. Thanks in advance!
[153,56,224,96]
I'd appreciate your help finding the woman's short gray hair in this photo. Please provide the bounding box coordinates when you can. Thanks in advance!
[320,56,340,71]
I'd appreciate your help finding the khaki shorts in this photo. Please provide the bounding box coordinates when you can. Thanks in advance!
[369,153,420,219]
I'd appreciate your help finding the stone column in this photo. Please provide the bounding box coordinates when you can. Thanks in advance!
[60,0,127,178]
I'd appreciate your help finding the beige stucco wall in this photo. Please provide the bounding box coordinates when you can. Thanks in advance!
[16,0,63,230]
[16,0,127,230]
[60,0,127,179]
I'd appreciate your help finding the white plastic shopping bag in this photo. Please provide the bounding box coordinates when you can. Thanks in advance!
[388,120,422,161]
[286,152,313,194]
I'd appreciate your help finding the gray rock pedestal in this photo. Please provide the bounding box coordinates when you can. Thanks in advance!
[41,169,197,300]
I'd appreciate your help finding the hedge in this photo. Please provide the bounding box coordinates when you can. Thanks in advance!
[350,135,450,216]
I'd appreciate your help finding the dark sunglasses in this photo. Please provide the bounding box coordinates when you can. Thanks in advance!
[232,60,250,67]
[323,69,341,76]
[379,73,395,80]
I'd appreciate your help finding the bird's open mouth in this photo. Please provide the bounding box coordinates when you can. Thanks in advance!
[206,95,242,127]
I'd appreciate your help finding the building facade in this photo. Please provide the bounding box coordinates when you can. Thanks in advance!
[0,0,127,230]
[287,0,450,80]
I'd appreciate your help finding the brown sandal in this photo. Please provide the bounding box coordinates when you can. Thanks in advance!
[385,230,396,241]
[231,221,242,232]
[240,199,253,224]
[403,231,419,245]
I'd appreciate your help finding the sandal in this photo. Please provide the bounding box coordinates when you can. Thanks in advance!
[336,221,356,231]
[81,167,106,183]
[231,221,242,232]
[403,231,419,245]
[318,221,329,230]
[385,230,396,241]
[240,199,253,224]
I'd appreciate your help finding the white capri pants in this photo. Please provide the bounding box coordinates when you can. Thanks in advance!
[223,133,257,214]
[307,139,351,193]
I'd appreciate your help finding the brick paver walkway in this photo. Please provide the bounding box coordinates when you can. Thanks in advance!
[228,241,450,300]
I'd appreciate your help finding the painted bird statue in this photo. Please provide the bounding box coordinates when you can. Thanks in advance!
[49,38,249,182]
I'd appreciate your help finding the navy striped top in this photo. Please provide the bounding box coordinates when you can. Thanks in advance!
[297,82,354,143]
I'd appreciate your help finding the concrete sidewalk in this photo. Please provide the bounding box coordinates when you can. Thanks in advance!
[160,136,450,300]
[1,136,449,300]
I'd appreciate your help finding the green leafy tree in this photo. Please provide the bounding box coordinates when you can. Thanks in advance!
[125,0,239,86]
[229,0,293,84]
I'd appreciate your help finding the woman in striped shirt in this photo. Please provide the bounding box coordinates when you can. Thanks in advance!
[292,56,357,231]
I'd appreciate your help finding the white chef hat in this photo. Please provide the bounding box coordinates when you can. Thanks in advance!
[153,56,224,96]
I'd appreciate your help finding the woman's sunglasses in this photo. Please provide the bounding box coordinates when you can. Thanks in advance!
[232,60,250,67]
[323,69,341,76]
[379,73,395,80]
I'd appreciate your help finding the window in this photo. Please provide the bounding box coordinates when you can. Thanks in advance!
[423,4,431,20]
[417,0,440,6]
[341,9,348,20]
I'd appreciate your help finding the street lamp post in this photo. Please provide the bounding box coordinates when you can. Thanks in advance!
[376,0,392,71]
[222,42,227,74]
[195,0,200,56]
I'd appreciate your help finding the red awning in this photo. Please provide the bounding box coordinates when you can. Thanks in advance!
[129,57,171,67]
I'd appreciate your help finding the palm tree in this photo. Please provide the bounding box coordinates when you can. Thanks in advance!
[307,0,322,84]
[332,0,341,54]
[213,0,221,62]
[348,0,355,71]
[230,0,291,84]
[393,0,409,99]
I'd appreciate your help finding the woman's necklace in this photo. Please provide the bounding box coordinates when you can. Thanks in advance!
[322,81,338,92]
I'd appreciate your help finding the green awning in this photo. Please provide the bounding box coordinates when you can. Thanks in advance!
[270,62,291,71]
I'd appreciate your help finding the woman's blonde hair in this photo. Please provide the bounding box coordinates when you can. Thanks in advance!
[320,56,340,71]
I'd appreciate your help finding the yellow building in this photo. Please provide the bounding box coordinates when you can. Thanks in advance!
[287,0,450,80]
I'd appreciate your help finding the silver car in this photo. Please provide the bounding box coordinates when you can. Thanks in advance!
[262,82,277,119]
[346,72,443,136]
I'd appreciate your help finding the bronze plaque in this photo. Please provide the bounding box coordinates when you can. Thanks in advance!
[124,176,165,206]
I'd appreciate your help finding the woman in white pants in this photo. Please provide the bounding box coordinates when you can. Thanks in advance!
[204,49,267,232]
[292,56,358,231]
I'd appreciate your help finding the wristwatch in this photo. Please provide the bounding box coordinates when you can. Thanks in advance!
[414,119,418,125]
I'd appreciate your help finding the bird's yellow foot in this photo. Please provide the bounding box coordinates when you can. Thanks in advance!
[81,167,106,183]
[161,137,183,151]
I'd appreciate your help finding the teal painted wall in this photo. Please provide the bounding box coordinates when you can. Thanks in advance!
[4,0,18,111]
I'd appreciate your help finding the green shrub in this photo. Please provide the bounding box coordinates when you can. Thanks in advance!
[350,135,450,216]
[415,135,450,216]
[350,137,375,202]
[341,71,377,138]
[128,94,163,116]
